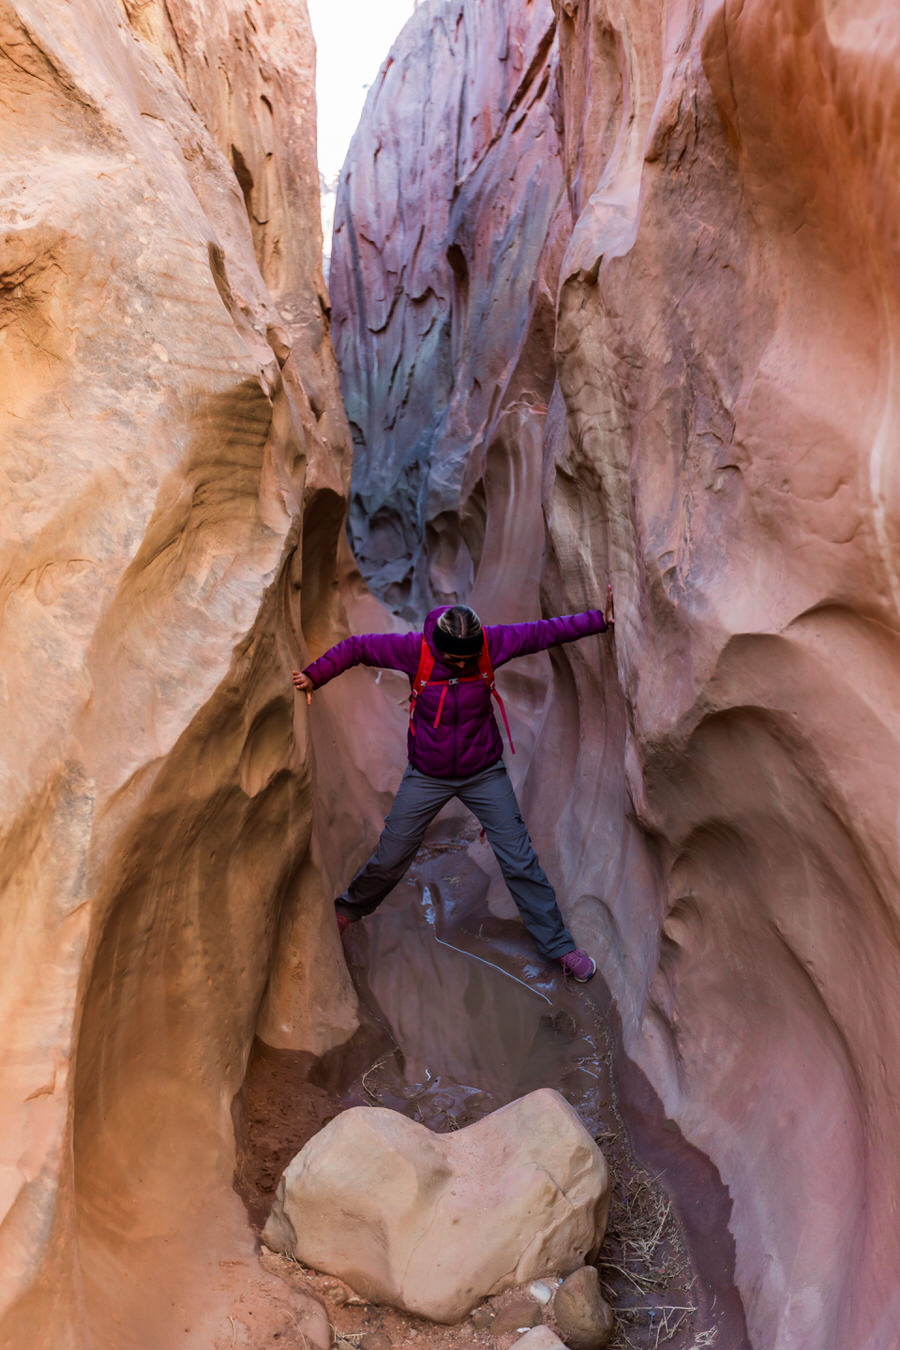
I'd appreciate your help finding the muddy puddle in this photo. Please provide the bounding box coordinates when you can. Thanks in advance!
[339,869,606,1136]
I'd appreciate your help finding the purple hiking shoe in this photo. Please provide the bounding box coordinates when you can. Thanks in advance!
[560,948,597,982]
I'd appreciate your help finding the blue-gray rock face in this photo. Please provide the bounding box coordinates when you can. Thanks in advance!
[330,0,567,617]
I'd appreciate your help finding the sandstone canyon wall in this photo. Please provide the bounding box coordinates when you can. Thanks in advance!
[331,3,900,1348]
[0,2,391,1345]
[332,0,568,619]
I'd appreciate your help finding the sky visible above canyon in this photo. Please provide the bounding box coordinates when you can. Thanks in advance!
[308,0,419,183]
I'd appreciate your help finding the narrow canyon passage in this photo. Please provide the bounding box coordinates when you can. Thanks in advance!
[2,1,899,1349]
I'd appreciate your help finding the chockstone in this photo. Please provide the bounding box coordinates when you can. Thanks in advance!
[263,1088,609,1322]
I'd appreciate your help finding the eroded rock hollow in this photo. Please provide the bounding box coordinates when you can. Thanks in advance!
[331,3,900,1349]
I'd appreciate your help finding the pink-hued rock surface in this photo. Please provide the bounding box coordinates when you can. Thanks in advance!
[331,3,900,1349]
[0,1,396,1346]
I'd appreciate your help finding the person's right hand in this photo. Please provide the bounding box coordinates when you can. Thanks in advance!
[604,583,615,626]
[292,670,313,704]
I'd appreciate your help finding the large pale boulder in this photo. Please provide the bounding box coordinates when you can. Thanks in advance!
[263,1088,609,1322]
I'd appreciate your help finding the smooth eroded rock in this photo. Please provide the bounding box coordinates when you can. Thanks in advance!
[331,0,564,615]
[263,1088,609,1322]
[554,1266,614,1350]
[514,1329,567,1350]
[0,0,375,1343]
[491,1297,543,1334]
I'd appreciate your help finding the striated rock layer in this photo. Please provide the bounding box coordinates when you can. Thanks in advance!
[0,2,394,1346]
[331,2,900,1348]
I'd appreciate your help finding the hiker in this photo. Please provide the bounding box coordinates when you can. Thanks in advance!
[291,589,615,982]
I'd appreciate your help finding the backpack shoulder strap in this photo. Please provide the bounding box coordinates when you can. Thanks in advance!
[476,631,495,687]
[409,636,436,737]
[477,633,515,754]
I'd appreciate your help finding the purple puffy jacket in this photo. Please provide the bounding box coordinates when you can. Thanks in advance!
[303,605,609,779]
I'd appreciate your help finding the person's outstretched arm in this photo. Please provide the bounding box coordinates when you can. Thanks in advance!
[292,630,421,698]
[485,586,615,667]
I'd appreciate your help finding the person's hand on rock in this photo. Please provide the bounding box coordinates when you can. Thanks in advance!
[292,670,313,704]
[604,583,615,627]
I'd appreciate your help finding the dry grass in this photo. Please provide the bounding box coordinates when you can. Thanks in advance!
[601,1177,696,1350]
[600,1173,686,1292]
[360,1049,399,1103]
[593,1116,697,1349]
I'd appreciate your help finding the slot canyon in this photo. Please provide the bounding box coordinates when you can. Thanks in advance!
[1,2,898,1350]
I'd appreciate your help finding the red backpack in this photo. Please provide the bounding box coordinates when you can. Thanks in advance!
[408,634,515,753]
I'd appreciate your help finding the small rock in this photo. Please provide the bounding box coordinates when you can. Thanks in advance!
[320,1279,349,1305]
[469,1306,494,1331]
[513,1328,566,1350]
[359,1334,392,1350]
[529,1281,554,1305]
[554,1266,614,1350]
[492,1298,542,1334]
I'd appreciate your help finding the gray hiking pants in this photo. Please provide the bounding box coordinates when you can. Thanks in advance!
[335,761,575,960]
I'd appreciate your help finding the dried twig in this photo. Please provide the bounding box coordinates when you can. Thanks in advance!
[332,1334,363,1350]
[360,1050,397,1102]
[598,1259,651,1294]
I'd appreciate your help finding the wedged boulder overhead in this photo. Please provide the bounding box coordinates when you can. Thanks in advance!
[0,1,377,1345]
[263,1088,610,1322]
[331,2,900,1348]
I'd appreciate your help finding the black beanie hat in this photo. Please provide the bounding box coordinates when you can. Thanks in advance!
[433,611,483,657]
